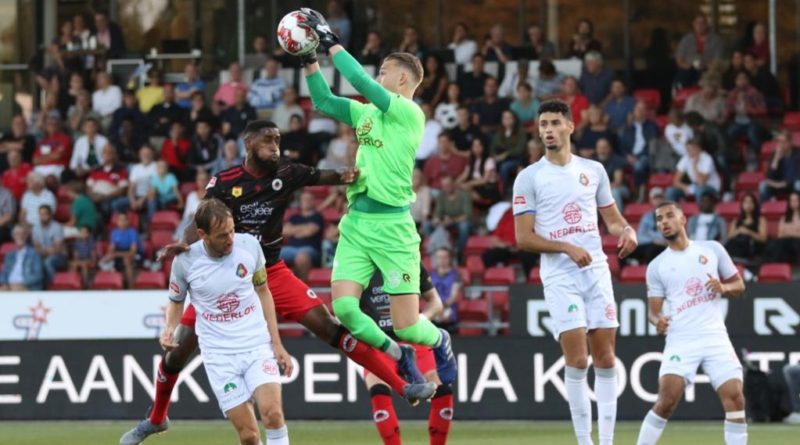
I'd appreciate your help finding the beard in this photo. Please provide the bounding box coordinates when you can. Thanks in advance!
[545,144,560,151]
[663,232,678,241]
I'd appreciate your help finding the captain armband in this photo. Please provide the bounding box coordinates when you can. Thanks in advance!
[253,268,268,286]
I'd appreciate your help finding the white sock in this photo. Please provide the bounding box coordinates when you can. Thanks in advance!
[266,425,289,445]
[724,421,747,445]
[565,366,594,445]
[385,340,402,361]
[594,367,617,445]
[636,410,667,445]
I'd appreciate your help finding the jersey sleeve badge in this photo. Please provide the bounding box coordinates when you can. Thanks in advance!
[232,186,243,198]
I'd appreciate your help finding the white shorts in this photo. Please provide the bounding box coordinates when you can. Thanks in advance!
[203,347,281,414]
[543,265,619,340]
[659,336,743,390]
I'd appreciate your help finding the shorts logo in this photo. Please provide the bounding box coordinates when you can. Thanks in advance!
[604,303,617,321]
[513,195,526,205]
[699,255,708,265]
[387,271,401,289]
[236,263,248,278]
[562,202,582,224]
[669,354,681,362]
[402,273,411,283]
[579,173,590,186]
[342,334,358,353]
[272,179,283,191]
[262,359,279,375]
[232,186,243,198]
[205,176,217,190]
[223,382,237,393]
[373,409,390,422]
[439,407,454,420]
[169,281,180,295]
[307,289,318,299]
[217,293,241,313]
[567,304,579,313]
[684,277,703,297]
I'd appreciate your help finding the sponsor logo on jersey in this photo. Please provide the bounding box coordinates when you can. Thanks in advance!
[232,186,243,198]
[169,281,180,296]
[402,273,411,283]
[223,382,237,393]
[579,173,590,186]
[567,304,579,313]
[387,270,401,289]
[239,202,274,220]
[205,176,217,190]
[355,118,384,148]
[342,334,358,353]
[562,202,582,224]
[262,359,279,375]
[272,179,283,191]
[236,263,248,278]
[513,195,527,205]
[605,303,617,321]
[217,293,241,314]
[306,289,318,299]
[356,118,373,136]
[669,354,681,362]
[699,255,708,265]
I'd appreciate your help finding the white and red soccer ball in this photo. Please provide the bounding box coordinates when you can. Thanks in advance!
[276,10,320,56]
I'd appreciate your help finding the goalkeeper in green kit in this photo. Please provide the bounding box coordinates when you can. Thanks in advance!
[298,8,457,387]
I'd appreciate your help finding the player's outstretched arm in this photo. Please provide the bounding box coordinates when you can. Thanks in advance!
[328,46,391,113]
[316,167,360,186]
[514,213,592,267]
[303,63,356,127]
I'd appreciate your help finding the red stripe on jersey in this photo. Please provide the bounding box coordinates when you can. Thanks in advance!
[598,202,616,209]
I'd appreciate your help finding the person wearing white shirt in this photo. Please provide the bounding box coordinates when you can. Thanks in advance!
[416,103,443,167]
[636,201,747,445]
[92,72,123,129]
[498,60,537,99]
[127,145,159,213]
[19,173,57,227]
[69,117,108,177]
[664,108,694,157]
[448,23,478,65]
[666,139,721,202]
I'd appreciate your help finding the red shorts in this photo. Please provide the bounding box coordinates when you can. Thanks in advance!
[363,343,436,379]
[180,259,323,327]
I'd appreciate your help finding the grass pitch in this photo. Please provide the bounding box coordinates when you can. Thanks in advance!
[0,420,796,444]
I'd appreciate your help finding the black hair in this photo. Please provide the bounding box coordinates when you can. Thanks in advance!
[537,99,572,121]
[785,191,800,223]
[736,192,761,229]
[242,120,278,138]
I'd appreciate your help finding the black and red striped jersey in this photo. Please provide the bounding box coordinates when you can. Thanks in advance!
[205,160,321,266]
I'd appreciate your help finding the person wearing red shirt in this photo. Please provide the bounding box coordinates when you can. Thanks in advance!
[479,203,538,275]
[2,151,32,201]
[560,76,590,129]
[161,120,192,178]
[423,132,468,191]
[33,115,72,180]
[87,145,130,218]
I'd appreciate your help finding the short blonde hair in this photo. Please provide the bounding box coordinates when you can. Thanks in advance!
[385,52,424,86]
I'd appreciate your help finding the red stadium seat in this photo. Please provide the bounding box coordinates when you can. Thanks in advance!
[150,230,175,253]
[633,89,661,110]
[623,203,652,224]
[150,210,181,232]
[307,268,332,287]
[48,272,83,290]
[760,140,777,164]
[458,267,473,285]
[647,172,674,189]
[602,235,618,254]
[162,257,174,281]
[57,184,73,203]
[762,200,788,220]
[466,255,485,279]
[619,265,648,283]
[654,114,669,135]
[283,207,300,222]
[482,266,515,285]
[672,87,701,109]
[315,291,332,311]
[486,290,510,320]
[781,112,800,131]
[681,202,699,218]
[91,271,125,290]
[321,207,342,225]
[527,267,542,284]
[422,255,433,270]
[465,235,493,256]
[607,256,620,279]
[734,172,764,193]
[758,263,792,282]
[767,219,780,238]
[305,185,330,200]
[55,203,72,223]
[180,182,198,197]
[716,201,741,221]
[792,132,800,147]
[458,298,489,322]
[0,242,16,258]
[133,271,167,289]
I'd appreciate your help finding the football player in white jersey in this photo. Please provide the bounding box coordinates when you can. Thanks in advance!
[636,201,747,445]
[162,198,293,445]
[513,100,637,445]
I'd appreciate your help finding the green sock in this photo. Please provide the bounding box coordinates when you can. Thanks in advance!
[394,317,442,347]
[331,296,393,351]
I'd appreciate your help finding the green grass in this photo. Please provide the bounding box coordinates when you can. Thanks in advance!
[0,420,796,444]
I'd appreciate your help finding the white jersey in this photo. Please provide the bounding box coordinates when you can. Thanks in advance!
[512,155,615,282]
[646,240,738,343]
[169,233,271,355]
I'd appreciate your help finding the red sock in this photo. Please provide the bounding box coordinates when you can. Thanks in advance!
[149,361,179,425]
[428,386,453,445]
[370,385,401,445]
[338,331,408,395]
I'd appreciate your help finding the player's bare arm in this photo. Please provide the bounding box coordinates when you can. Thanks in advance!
[254,270,293,376]
[161,300,184,351]
[420,287,444,321]
[598,204,638,258]
[514,213,592,267]
[647,297,671,335]
[705,273,745,298]
[316,166,360,186]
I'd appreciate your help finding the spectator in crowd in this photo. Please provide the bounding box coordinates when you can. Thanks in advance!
[318,123,354,171]
[212,139,244,176]
[451,106,483,155]
[743,53,782,111]
[472,77,510,134]
[510,82,539,132]
[524,138,545,167]
[417,54,449,106]
[1,115,36,168]
[722,50,745,91]
[162,120,191,175]
[397,25,426,60]
[92,72,123,129]
[675,14,724,87]
[499,59,536,99]
[281,191,323,280]
[187,90,215,131]
[576,105,615,157]
[3,151,31,202]
[102,212,140,287]
[136,68,165,113]
[33,115,72,180]
[725,71,768,165]
[764,191,800,264]
[31,204,66,283]
[63,72,84,111]
[69,225,95,288]
[560,76,590,128]
[631,187,668,264]
[249,58,285,113]
[109,89,147,138]
[458,137,500,208]
[93,11,126,58]
[0,225,43,291]
[457,53,491,104]
[214,62,248,108]
[448,22,478,65]
[435,82,461,130]
[175,62,205,109]
[271,86,303,133]
[664,108,694,158]
[684,76,726,125]
[66,90,98,138]
[56,19,73,49]
[620,100,658,189]
[221,88,258,139]
[326,0,351,48]
[87,145,130,218]
[112,117,147,164]
[244,35,269,70]
[491,110,527,186]
[64,180,98,235]
[147,159,183,220]
[358,31,388,65]
[416,103,443,168]
[128,144,158,216]
[481,24,512,63]
[521,24,557,60]
[0,185,15,243]
[411,169,432,229]
[430,247,462,333]
[189,118,223,175]
[568,18,602,59]
[535,59,563,100]
[579,51,614,105]
[759,131,799,201]
[666,139,722,202]
[745,22,770,67]
[175,169,210,240]
[481,202,539,274]
[148,83,187,138]
[594,137,629,211]
[685,111,734,180]
[725,193,767,261]
[282,114,315,166]
[687,190,727,241]
[69,117,107,178]
[426,175,472,258]
[19,173,56,227]
[423,132,468,192]
[602,79,636,135]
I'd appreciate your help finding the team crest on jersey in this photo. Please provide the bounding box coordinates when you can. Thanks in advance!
[386,270,401,288]
[356,118,373,136]
[605,303,617,321]
[579,173,590,186]
[699,255,708,265]
[232,186,243,198]
[217,293,241,313]
[262,359,279,375]
[562,202,582,224]
[684,277,703,297]
[272,179,283,191]
[236,263,248,278]
[205,176,217,190]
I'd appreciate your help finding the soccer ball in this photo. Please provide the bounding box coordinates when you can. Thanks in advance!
[276,11,320,56]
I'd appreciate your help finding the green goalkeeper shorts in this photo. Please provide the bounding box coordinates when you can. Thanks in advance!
[332,208,421,295]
